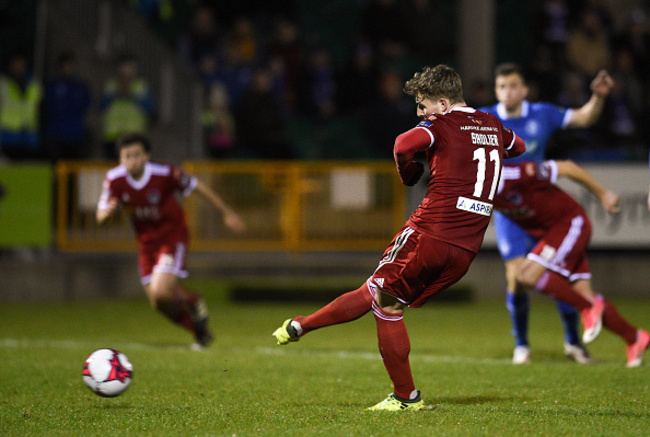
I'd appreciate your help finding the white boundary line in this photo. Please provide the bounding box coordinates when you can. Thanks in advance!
[0,337,510,364]
[0,338,190,353]
[257,347,511,365]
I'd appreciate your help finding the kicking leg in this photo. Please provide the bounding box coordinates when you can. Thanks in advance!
[272,281,374,345]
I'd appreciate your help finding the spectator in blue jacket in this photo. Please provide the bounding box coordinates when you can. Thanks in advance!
[44,52,91,161]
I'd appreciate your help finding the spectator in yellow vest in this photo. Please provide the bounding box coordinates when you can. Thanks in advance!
[100,53,155,159]
[0,53,43,161]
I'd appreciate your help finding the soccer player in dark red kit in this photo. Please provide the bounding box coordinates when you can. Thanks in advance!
[96,133,246,349]
[273,64,526,411]
[494,159,649,367]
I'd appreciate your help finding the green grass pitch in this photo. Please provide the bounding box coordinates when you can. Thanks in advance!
[1,279,649,436]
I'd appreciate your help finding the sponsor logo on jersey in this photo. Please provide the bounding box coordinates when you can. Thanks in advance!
[500,205,534,219]
[505,191,523,206]
[456,196,493,216]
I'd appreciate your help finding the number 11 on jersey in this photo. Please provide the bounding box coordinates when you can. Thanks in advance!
[472,148,501,201]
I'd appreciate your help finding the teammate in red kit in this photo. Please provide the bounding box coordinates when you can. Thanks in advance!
[96,133,246,349]
[494,160,649,367]
[273,64,526,411]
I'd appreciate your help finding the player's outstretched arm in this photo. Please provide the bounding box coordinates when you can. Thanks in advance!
[194,180,247,233]
[555,160,620,213]
[567,70,614,128]
[96,197,119,225]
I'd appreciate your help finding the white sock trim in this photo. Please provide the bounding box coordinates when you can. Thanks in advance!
[290,320,303,336]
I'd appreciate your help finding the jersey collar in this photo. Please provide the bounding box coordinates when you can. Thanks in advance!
[496,100,529,120]
[125,162,152,190]
[448,106,476,114]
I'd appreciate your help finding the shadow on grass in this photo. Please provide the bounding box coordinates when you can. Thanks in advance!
[433,395,519,405]
[91,402,133,410]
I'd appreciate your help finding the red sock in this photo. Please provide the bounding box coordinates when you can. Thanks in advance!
[155,285,198,333]
[602,297,638,344]
[373,305,416,400]
[294,282,373,335]
[172,285,199,332]
[174,284,199,306]
[535,272,591,310]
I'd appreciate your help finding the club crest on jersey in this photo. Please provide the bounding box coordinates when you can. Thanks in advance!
[147,189,161,204]
[121,193,130,203]
[525,120,540,136]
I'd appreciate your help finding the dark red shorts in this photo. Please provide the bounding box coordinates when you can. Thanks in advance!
[527,213,591,282]
[137,237,189,285]
[370,226,476,308]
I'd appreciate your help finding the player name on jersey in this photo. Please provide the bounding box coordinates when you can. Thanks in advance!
[470,132,499,147]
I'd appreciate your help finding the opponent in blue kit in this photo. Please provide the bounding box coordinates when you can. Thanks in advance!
[479,63,614,364]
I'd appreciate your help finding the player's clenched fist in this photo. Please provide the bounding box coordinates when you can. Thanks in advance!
[590,70,614,97]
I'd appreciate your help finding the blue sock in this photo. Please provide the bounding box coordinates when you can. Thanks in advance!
[506,292,529,347]
[555,300,581,345]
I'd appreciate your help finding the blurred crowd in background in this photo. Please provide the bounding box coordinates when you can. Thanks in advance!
[0,0,648,163]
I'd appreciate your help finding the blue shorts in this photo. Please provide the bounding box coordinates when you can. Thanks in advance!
[493,211,538,262]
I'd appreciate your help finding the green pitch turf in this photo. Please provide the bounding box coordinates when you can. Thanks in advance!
[1,279,649,436]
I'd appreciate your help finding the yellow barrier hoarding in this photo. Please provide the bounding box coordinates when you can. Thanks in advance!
[56,160,407,252]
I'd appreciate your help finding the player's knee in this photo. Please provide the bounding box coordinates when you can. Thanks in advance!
[515,270,537,289]
[374,291,404,314]
[504,258,525,292]
[147,284,173,307]
[505,275,518,293]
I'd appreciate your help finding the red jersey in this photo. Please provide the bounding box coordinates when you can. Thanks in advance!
[494,160,586,239]
[394,106,522,253]
[98,162,198,247]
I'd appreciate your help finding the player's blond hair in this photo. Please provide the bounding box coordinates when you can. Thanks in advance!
[403,64,464,103]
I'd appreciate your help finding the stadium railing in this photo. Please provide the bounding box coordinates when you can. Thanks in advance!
[55,160,408,252]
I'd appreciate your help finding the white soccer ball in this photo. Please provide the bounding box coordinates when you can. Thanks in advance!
[82,348,133,397]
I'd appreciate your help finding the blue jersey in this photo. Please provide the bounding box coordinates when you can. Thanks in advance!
[479,101,571,163]
[480,100,572,260]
